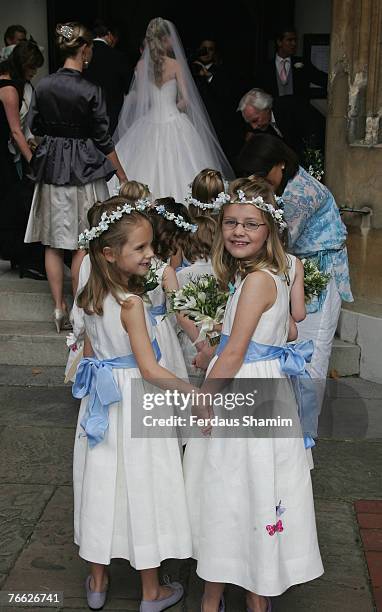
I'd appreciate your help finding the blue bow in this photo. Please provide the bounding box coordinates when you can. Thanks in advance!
[73,339,161,448]
[175,260,191,272]
[148,302,167,326]
[217,335,317,448]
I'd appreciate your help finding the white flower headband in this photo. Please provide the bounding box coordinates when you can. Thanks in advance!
[78,198,151,249]
[227,190,288,233]
[185,190,230,211]
[154,205,198,233]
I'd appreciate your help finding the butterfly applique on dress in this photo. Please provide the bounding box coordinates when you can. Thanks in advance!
[266,500,286,536]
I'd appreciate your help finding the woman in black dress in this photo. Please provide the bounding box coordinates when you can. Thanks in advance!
[0,40,45,277]
[25,22,127,332]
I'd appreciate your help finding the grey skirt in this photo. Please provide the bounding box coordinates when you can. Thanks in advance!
[24,179,109,250]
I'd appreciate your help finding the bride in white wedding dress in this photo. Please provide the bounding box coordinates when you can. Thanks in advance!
[109,17,234,201]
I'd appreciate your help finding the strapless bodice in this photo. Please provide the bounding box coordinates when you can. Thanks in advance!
[148,79,180,122]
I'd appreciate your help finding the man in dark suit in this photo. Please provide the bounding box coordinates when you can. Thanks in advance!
[237,88,306,160]
[190,37,246,161]
[84,21,132,136]
[255,27,328,99]
[255,27,327,150]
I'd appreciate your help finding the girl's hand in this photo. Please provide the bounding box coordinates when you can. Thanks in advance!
[193,343,215,370]
[287,315,298,341]
[192,394,213,436]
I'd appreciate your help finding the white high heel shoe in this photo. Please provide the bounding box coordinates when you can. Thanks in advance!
[53,308,72,334]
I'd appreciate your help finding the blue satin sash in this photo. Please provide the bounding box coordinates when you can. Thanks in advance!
[73,339,161,448]
[175,259,191,272]
[149,302,167,326]
[216,334,317,448]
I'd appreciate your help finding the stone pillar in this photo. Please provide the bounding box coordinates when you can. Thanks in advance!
[325,0,382,227]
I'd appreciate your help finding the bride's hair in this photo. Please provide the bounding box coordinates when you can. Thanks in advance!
[145,17,171,84]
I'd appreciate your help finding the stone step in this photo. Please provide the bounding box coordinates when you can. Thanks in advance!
[0,321,68,366]
[0,278,72,322]
[329,337,360,377]
[0,365,68,387]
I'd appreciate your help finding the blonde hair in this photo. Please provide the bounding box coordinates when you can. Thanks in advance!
[212,177,288,289]
[145,17,171,84]
[119,180,151,202]
[77,196,151,316]
[189,168,225,218]
[183,215,216,263]
[55,22,92,58]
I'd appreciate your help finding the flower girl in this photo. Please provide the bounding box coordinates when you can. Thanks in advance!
[185,168,226,218]
[145,198,198,378]
[184,177,323,612]
[65,181,152,382]
[176,214,216,378]
[72,196,194,611]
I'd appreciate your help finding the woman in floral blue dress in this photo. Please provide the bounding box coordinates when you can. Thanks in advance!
[237,133,353,405]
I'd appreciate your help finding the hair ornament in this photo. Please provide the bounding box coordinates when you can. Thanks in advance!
[58,25,75,41]
[229,190,288,233]
[78,198,151,249]
[185,189,230,212]
[154,205,198,233]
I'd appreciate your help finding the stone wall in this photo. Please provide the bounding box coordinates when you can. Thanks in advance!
[325,0,382,227]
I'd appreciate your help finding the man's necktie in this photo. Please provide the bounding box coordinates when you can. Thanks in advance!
[279,59,288,84]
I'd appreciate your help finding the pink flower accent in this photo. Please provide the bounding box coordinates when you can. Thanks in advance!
[266,519,284,536]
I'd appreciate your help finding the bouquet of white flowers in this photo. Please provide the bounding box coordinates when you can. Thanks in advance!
[167,274,228,345]
[143,259,161,293]
[302,258,331,303]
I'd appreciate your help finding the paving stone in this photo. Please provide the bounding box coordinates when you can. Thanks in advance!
[357,514,382,529]
[355,500,382,514]
[360,529,382,551]
[0,485,54,575]
[373,585,382,611]
[314,499,370,589]
[311,440,382,501]
[0,387,78,428]
[319,397,382,440]
[365,551,382,588]
[0,427,73,485]
[0,572,7,588]
[325,377,382,399]
[272,581,374,612]
[2,487,186,611]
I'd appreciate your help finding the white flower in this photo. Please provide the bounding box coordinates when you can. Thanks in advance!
[66,333,78,349]
[294,62,304,68]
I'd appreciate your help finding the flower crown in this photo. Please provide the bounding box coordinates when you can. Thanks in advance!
[154,205,198,233]
[185,190,230,211]
[227,190,287,233]
[78,198,151,249]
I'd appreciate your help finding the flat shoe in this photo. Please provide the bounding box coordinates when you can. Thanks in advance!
[85,575,108,610]
[247,596,272,612]
[140,581,184,612]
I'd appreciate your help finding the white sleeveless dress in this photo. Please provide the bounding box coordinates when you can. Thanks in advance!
[147,258,188,379]
[108,79,230,202]
[73,292,192,567]
[184,258,323,595]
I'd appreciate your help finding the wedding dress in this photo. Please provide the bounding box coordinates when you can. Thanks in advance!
[109,18,234,202]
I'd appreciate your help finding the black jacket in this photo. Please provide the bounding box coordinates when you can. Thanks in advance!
[84,40,132,134]
[255,55,328,99]
[29,67,115,185]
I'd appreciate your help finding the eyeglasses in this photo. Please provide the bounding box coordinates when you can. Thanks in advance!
[222,219,266,231]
